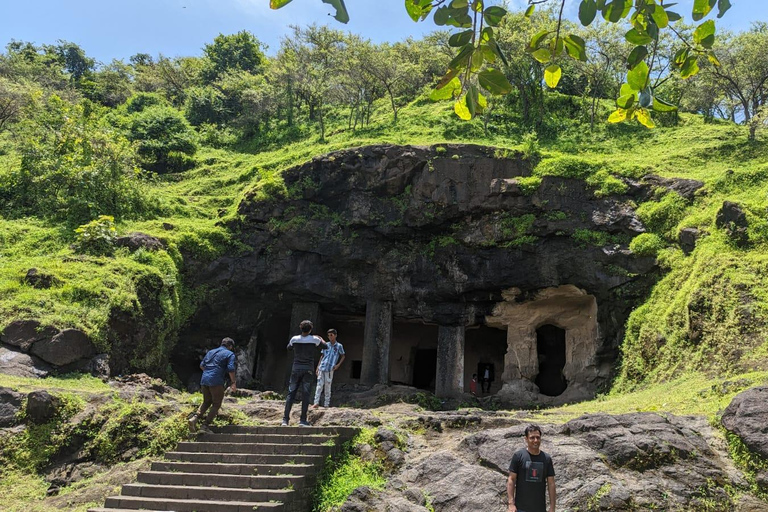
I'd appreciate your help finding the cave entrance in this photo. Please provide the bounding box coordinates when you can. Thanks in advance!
[412,349,438,390]
[389,321,438,388]
[465,324,507,394]
[535,324,567,396]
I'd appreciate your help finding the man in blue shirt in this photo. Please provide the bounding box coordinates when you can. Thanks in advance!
[283,320,327,427]
[312,328,345,409]
[189,337,237,433]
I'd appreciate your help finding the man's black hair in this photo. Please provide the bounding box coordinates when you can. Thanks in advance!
[300,320,313,333]
[327,328,337,335]
[221,337,235,349]
[524,424,542,438]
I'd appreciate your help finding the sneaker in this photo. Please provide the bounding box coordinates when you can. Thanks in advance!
[281,420,289,426]
[298,420,312,427]
[311,403,320,409]
[187,414,198,433]
[198,424,213,434]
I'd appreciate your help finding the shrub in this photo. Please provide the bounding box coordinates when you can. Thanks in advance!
[73,215,118,255]
[629,233,665,257]
[125,92,166,114]
[636,192,689,237]
[127,105,197,173]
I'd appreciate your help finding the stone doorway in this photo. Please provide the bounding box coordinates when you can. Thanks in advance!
[535,324,567,396]
[412,348,438,391]
[465,325,507,394]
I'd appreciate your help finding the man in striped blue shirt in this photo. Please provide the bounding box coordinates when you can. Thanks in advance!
[312,328,345,409]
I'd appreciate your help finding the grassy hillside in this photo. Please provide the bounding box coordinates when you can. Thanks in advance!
[2,93,768,387]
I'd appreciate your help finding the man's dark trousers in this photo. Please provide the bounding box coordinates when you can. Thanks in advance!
[283,369,314,423]
[198,384,225,424]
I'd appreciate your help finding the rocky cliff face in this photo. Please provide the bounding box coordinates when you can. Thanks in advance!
[178,144,670,404]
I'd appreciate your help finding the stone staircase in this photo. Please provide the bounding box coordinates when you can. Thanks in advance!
[88,425,359,512]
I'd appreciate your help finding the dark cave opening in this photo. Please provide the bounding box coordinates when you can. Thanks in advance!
[412,348,438,391]
[465,324,507,394]
[535,324,568,396]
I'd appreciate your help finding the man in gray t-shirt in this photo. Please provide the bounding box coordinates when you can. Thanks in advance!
[282,319,327,426]
[507,424,556,512]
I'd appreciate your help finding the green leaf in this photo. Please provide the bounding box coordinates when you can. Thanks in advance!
[625,28,653,45]
[616,93,636,109]
[468,85,483,115]
[603,0,630,23]
[471,0,484,13]
[430,77,462,100]
[652,97,678,112]
[433,6,451,25]
[480,44,497,63]
[451,0,468,7]
[651,5,669,28]
[627,45,648,69]
[483,6,507,27]
[532,48,552,63]
[564,34,587,62]
[635,108,655,128]
[620,83,635,97]
[405,0,433,21]
[321,0,349,23]
[448,44,474,70]
[638,87,652,108]
[694,20,716,49]
[627,61,649,91]
[544,64,562,88]
[717,0,732,18]
[707,51,721,67]
[528,30,551,51]
[471,46,484,71]
[478,68,512,94]
[579,0,598,26]
[692,0,716,21]
[673,48,689,67]
[608,108,630,123]
[666,10,682,21]
[454,95,472,120]
[448,30,474,47]
[525,4,535,17]
[436,67,461,89]
[680,56,700,79]
[488,39,509,66]
[270,0,293,8]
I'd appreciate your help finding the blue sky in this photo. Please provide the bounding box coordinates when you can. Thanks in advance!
[0,0,764,64]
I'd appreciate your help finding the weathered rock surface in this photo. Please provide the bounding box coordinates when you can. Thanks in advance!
[24,268,60,289]
[722,386,768,459]
[30,328,96,367]
[717,200,749,246]
[1,319,58,352]
[0,345,51,378]
[679,227,703,255]
[115,232,165,252]
[26,390,61,424]
[0,386,23,427]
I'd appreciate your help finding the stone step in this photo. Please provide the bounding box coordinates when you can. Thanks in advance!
[214,425,358,437]
[121,483,295,503]
[176,441,335,455]
[197,432,338,444]
[137,470,309,489]
[151,460,317,476]
[101,496,283,511]
[165,451,324,465]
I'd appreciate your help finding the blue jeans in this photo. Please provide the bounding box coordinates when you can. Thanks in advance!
[283,369,314,423]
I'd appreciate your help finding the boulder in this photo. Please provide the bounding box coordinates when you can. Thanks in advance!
[1,320,57,352]
[716,201,749,246]
[721,386,768,459]
[115,232,164,252]
[30,329,95,367]
[0,345,51,378]
[87,354,111,380]
[26,390,60,424]
[23,268,60,289]
[679,227,702,255]
[0,387,23,427]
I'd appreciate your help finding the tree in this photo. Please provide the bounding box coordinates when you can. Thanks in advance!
[126,105,197,173]
[704,23,768,139]
[269,0,733,128]
[0,77,33,131]
[202,31,266,83]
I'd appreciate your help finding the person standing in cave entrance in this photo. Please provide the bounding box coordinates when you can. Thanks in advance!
[470,373,479,396]
[312,328,345,409]
[283,320,328,427]
[507,424,556,512]
[482,364,493,393]
[188,337,237,434]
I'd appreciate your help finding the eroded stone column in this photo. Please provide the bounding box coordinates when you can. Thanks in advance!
[289,302,321,336]
[436,325,465,397]
[361,300,392,386]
